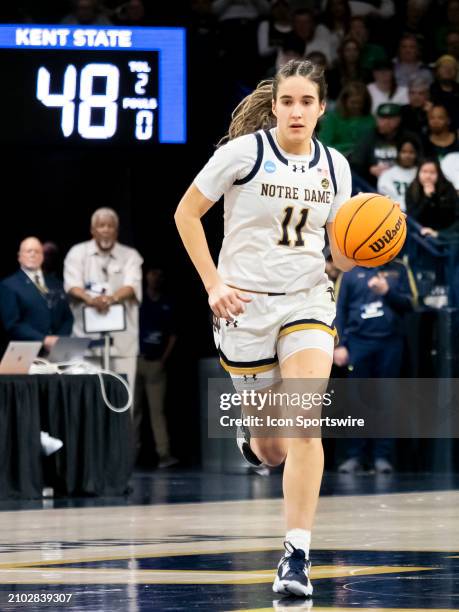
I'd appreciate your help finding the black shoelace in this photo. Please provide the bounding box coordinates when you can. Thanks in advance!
[282,541,308,574]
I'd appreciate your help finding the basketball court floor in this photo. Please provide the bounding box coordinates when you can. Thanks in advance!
[0,470,458,611]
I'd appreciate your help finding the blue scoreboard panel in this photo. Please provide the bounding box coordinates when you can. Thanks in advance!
[0,25,186,146]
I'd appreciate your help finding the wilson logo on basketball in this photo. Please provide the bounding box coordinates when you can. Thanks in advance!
[369,216,404,253]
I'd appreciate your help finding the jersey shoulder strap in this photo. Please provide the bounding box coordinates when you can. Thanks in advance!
[233,132,264,185]
[318,140,338,196]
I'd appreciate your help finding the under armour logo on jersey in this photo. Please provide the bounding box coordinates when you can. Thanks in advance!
[327,287,336,302]
[243,374,257,382]
[226,319,238,328]
[292,164,306,173]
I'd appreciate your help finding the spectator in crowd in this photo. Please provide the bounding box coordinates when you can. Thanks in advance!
[377,137,420,211]
[430,54,459,130]
[446,29,459,62]
[279,9,333,66]
[400,76,432,138]
[212,0,269,21]
[189,0,218,73]
[0,237,73,352]
[350,102,416,184]
[134,266,178,469]
[348,16,387,72]
[423,104,459,160]
[61,0,113,25]
[319,81,375,156]
[432,0,459,58]
[392,34,432,88]
[367,59,409,114]
[441,151,459,191]
[63,208,143,389]
[405,158,459,239]
[212,0,270,86]
[333,258,417,474]
[257,0,293,70]
[322,0,351,61]
[398,0,431,41]
[112,0,147,26]
[327,36,367,100]
[347,0,395,19]
[268,36,304,74]
[306,50,328,69]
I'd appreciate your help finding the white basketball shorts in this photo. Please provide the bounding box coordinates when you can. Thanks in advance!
[212,279,337,390]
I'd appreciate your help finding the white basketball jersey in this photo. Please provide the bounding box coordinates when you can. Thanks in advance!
[195,128,352,293]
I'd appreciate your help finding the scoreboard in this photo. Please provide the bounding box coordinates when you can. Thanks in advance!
[0,25,186,146]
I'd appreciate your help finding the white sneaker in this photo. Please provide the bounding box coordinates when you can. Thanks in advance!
[338,457,361,474]
[40,431,63,456]
[252,465,270,476]
[273,542,313,597]
[374,457,393,473]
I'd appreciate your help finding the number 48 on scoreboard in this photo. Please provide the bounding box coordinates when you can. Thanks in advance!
[37,62,156,141]
[0,25,186,146]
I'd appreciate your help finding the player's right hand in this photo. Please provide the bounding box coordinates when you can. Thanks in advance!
[208,282,252,321]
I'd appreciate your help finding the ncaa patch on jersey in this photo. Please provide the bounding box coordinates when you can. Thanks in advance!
[264,160,276,173]
[321,178,330,189]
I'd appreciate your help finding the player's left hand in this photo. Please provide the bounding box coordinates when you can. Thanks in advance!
[368,273,389,295]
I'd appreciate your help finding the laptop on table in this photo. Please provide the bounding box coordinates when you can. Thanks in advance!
[47,337,91,363]
[0,341,42,374]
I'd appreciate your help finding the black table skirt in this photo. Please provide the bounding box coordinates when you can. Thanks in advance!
[0,375,133,500]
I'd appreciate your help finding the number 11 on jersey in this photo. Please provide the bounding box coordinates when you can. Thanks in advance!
[278,206,309,247]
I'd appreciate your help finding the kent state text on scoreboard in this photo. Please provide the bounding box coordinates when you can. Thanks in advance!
[0,25,186,146]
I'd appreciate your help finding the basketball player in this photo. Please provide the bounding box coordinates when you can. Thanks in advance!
[175,60,354,597]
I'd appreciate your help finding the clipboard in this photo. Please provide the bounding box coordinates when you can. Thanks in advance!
[83,303,126,334]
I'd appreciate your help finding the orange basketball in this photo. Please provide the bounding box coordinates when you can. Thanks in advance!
[333,193,407,267]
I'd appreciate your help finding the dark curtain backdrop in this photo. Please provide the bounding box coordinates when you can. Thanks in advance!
[0,374,132,499]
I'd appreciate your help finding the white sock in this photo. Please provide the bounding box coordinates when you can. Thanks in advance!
[285,528,311,558]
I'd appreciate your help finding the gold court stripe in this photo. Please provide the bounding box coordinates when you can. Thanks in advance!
[0,545,285,570]
[0,564,436,586]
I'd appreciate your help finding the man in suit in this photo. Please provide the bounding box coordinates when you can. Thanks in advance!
[0,237,73,351]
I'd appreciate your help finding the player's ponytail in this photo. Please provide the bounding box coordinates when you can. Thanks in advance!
[219,80,275,145]
[220,59,326,145]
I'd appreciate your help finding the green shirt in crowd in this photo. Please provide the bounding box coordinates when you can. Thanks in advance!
[319,111,376,157]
